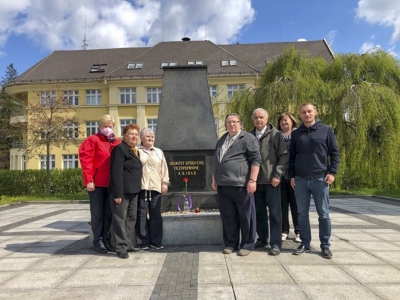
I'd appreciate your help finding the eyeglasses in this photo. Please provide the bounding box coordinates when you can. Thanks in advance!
[226,121,240,125]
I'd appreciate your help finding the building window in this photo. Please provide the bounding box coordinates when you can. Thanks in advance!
[227,84,245,100]
[63,154,78,169]
[120,88,136,104]
[63,90,79,105]
[86,90,101,105]
[22,155,27,171]
[63,122,79,138]
[40,91,56,106]
[196,61,203,65]
[221,59,237,67]
[136,63,143,69]
[147,119,157,133]
[209,85,217,101]
[188,61,195,66]
[146,88,162,103]
[120,119,137,135]
[86,121,99,137]
[127,62,143,69]
[40,155,55,170]
[90,64,107,73]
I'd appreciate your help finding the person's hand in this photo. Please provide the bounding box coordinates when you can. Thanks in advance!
[86,182,95,192]
[325,174,335,184]
[114,198,122,204]
[290,178,295,189]
[247,181,256,194]
[271,177,280,188]
[211,181,217,191]
[161,184,168,194]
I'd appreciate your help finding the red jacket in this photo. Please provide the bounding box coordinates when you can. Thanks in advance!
[79,133,121,187]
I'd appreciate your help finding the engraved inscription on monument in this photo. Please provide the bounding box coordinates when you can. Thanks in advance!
[167,155,206,189]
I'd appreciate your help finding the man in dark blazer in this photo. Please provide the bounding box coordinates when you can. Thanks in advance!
[109,123,142,259]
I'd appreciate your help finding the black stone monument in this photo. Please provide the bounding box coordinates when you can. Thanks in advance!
[155,66,218,212]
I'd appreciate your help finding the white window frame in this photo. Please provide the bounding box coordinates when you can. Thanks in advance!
[63,154,78,169]
[147,118,157,133]
[86,121,99,137]
[119,88,136,104]
[63,90,79,106]
[146,88,162,103]
[86,90,102,105]
[120,119,137,136]
[63,122,79,139]
[227,84,245,101]
[40,155,55,170]
[209,85,217,101]
[40,91,56,106]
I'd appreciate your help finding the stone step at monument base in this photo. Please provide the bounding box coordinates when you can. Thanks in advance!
[161,191,218,213]
[163,212,223,246]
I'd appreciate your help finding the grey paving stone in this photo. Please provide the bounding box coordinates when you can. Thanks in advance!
[198,265,230,284]
[197,284,234,300]
[228,265,294,284]
[350,241,400,251]
[341,265,400,284]
[331,251,388,265]
[0,289,51,300]
[111,286,154,300]
[120,266,163,286]
[367,283,400,300]
[234,284,307,300]
[2,270,73,289]
[0,257,41,271]
[46,287,113,300]
[299,283,381,300]
[57,268,131,288]
[29,255,92,270]
[285,265,357,284]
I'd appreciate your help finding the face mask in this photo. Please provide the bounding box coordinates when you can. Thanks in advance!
[100,127,113,136]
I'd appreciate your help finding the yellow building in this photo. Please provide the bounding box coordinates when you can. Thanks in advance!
[4,39,334,170]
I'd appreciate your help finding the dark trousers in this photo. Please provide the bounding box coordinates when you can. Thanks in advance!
[110,193,138,253]
[217,186,256,250]
[281,179,300,235]
[88,187,112,245]
[136,190,163,247]
[254,184,282,248]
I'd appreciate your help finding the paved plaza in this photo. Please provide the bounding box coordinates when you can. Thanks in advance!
[0,196,400,299]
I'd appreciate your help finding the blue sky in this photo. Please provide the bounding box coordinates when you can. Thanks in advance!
[0,0,399,79]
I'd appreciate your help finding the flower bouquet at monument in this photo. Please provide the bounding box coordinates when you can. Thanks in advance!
[178,177,193,212]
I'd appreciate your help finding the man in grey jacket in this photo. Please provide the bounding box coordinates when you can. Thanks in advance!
[212,113,261,256]
[250,108,289,255]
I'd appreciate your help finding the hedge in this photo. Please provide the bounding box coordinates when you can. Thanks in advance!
[0,169,86,196]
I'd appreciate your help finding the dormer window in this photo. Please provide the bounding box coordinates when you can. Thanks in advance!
[221,59,237,67]
[221,60,229,67]
[127,63,143,69]
[161,61,178,68]
[188,61,195,66]
[90,64,107,73]
[195,61,203,65]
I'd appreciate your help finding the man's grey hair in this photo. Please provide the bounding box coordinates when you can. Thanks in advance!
[140,127,154,138]
[252,108,268,118]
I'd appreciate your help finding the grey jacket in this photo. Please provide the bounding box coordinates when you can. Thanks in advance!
[250,124,289,184]
[213,131,261,187]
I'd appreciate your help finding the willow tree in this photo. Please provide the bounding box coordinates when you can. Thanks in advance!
[227,46,400,189]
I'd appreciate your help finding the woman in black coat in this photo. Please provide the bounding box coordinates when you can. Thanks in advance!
[109,123,142,259]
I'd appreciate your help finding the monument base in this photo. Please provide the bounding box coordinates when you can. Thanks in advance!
[162,212,223,246]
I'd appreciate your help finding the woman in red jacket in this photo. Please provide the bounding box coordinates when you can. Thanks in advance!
[79,114,121,253]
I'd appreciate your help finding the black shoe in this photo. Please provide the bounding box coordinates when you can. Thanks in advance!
[254,240,268,248]
[293,245,310,255]
[269,245,281,256]
[103,240,115,253]
[321,247,333,259]
[117,252,129,259]
[140,245,150,250]
[151,244,164,250]
[127,246,140,252]
[93,242,107,254]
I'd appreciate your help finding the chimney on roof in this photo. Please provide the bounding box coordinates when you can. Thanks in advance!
[182,37,191,41]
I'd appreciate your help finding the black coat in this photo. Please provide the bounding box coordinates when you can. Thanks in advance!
[109,141,142,198]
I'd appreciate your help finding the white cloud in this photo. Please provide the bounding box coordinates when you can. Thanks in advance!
[356,0,400,43]
[0,0,255,52]
[358,41,379,54]
[324,30,337,47]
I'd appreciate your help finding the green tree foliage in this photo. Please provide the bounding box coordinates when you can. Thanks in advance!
[0,64,21,169]
[227,46,400,189]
